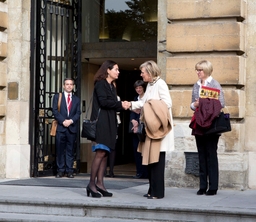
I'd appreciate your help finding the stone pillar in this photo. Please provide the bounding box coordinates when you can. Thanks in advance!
[5,0,31,178]
[0,0,8,178]
[246,0,256,189]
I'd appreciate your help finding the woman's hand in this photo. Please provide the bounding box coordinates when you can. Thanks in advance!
[122,101,131,110]
[131,120,139,133]
[133,109,141,114]
[131,119,138,127]
[194,98,199,108]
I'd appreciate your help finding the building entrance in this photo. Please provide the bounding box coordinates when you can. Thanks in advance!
[114,69,142,174]
[30,0,157,177]
[73,0,158,176]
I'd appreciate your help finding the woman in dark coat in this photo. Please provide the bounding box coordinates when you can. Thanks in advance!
[87,60,125,198]
[130,80,148,179]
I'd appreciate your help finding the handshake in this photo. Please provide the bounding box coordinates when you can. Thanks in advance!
[122,101,131,110]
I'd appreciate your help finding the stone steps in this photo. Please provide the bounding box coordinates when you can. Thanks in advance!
[0,179,255,222]
[0,198,255,222]
[0,213,153,222]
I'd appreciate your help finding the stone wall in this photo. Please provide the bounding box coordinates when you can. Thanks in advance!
[245,0,256,189]
[0,0,31,179]
[160,0,251,190]
[0,0,8,178]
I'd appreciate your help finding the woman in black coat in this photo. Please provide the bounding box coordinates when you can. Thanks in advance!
[87,60,125,198]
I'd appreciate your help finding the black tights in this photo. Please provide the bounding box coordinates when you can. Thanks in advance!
[108,150,116,174]
[88,150,108,192]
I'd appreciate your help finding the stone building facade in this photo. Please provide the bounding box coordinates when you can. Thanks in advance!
[0,0,256,190]
[0,0,31,178]
[161,0,251,190]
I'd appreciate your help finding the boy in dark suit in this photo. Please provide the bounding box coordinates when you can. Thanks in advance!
[52,78,81,178]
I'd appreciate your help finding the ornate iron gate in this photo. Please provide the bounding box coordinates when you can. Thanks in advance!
[30,0,82,177]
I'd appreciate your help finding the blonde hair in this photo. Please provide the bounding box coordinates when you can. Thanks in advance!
[195,60,213,76]
[140,60,161,79]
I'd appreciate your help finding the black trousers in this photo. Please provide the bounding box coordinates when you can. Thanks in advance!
[132,135,148,177]
[56,129,76,174]
[147,152,166,198]
[195,134,220,191]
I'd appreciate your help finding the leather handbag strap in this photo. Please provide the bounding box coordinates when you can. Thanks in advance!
[57,93,62,112]
[85,95,100,120]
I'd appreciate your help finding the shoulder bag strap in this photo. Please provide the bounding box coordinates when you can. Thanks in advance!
[58,93,62,112]
[85,96,93,119]
[85,94,101,120]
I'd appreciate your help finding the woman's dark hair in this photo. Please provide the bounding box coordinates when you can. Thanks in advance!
[94,60,117,84]
[134,80,146,92]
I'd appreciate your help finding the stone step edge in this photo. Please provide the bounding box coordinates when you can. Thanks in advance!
[0,212,154,222]
[0,199,255,221]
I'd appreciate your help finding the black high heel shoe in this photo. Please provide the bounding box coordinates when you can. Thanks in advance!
[147,196,163,199]
[143,193,150,197]
[197,189,206,195]
[206,190,217,196]
[96,185,113,197]
[86,185,101,198]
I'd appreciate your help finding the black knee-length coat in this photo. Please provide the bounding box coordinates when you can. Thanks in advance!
[90,79,123,151]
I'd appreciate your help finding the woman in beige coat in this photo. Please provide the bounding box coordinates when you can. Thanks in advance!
[127,61,174,199]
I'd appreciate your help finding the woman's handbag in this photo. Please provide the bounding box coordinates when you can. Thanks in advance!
[129,121,146,142]
[205,112,231,135]
[82,118,98,141]
[136,122,146,142]
[81,96,100,141]
[50,93,62,136]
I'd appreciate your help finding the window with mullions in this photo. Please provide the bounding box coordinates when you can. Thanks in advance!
[83,0,157,43]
